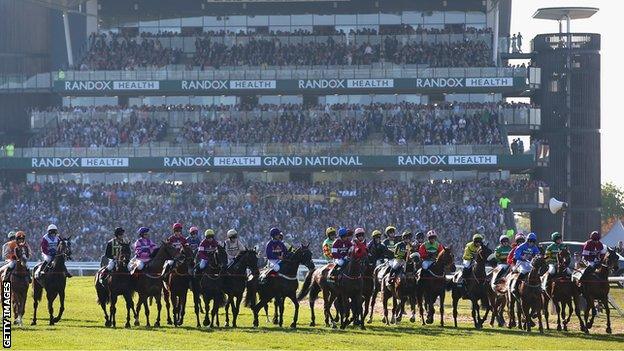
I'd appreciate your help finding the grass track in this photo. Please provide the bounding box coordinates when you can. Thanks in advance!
[10,277,624,350]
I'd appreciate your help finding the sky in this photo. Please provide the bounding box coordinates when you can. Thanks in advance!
[509,0,623,187]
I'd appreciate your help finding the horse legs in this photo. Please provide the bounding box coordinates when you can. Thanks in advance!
[224,296,231,327]
[536,303,544,334]
[154,295,162,327]
[362,295,370,326]
[252,296,271,328]
[516,299,523,330]
[233,295,242,328]
[193,291,201,328]
[164,290,172,325]
[471,300,480,329]
[54,289,65,324]
[143,298,151,327]
[110,294,118,328]
[272,300,279,325]
[47,291,58,325]
[202,294,210,327]
[369,286,379,324]
[603,298,612,334]
[452,292,459,328]
[554,299,562,331]
[134,296,143,326]
[124,293,133,328]
[99,296,110,327]
[180,292,187,326]
[438,292,446,327]
[288,292,299,329]
[417,293,426,326]
[572,294,586,333]
[210,297,220,328]
[356,295,365,330]
[382,291,390,325]
[506,295,515,329]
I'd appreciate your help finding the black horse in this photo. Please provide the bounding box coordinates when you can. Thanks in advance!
[223,249,260,328]
[31,237,72,326]
[249,245,314,329]
[195,245,228,328]
[95,243,135,328]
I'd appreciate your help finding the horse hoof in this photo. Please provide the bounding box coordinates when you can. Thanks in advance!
[290,323,296,329]
[563,325,568,332]
[606,327,612,334]
[309,322,315,327]
[30,321,36,326]
[557,325,561,331]
[154,321,160,328]
[410,316,416,323]
[105,320,112,327]
[134,321,140,327]
[167,319,173,325]
[125,323,131,329]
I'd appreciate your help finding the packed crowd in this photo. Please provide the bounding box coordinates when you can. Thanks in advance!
[193,37,493,68]
[137,25,492,38]
[0,178,543,261]
[79,32,183,70]
[32,101,531,147]
[34,115,168,148]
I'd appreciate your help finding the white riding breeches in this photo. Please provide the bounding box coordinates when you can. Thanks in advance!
[334,258,344,267]
[268,259,280,272]
[496,263,509,271]
[43,254,53,263]
[199,259,208,270]
[106,258,115,271]
[516,260,532,274]
[462,260,473,269]
[391,259,405,270]
[6,260,15,269]
[422,260,433,270]
[548,263,556,275]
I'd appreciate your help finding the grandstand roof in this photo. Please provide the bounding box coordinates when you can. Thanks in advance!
[22,0,89,11]
[532,7,599,21]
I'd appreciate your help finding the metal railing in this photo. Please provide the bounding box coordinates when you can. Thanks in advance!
[5,143,510,158]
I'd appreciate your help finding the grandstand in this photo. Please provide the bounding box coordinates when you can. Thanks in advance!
[0,0,600,260]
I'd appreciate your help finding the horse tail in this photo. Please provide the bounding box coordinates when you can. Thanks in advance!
[244,277,257,307]
[297,268,315,301]
[32,280,43,302]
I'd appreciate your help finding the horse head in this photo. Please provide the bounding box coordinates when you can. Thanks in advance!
[557,247,571,270]
[159,240,182,261]
[531,254,547,272]
[437,245,455,269]
[57,236,73,260]
[605,247,620,273]
[292,244,314,270]
[114,243,132,271]
[476,244,493,264]
[238,248,259,273]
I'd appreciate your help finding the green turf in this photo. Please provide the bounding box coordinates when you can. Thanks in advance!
[9,277,624,350]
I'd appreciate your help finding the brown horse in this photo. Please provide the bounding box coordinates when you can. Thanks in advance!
[381,256,418,325]
[518,255,546,333]
[416,246,455,326]
[95,243,135,328]
[297,261,339,328]
[336,254,365,330]
[451,245,493,329]
[31,237,72,326]
[541,248,585,332]
[133,241,180,327]
[163,244,194,327]
[575,247,619,334]
[0,246,30,326]
[364,248,393,324]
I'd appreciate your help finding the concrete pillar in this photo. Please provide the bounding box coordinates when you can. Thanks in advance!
[63,10,74,67]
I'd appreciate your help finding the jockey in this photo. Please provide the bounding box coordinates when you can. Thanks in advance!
[513,232,540,277]
[100,227,127,283]
[506,233,526,266]
[186,226,202,256]
[162,223,188,278]
[322,227,337,262]
[195,229,219,274]
[460,233,484,284]
[224,229,246,265]
[352,228,368,260]
[382,226,397,251]
[1,231,16,259]
[581,231,607,274]
[389,231,414,282]
[330,227,353,278]
[367,230,386,264]
[3,231,31,283]
[264,227,288,277]
[419,230,444,270]
[130,227,156,275]
[39,224,71,279]
[545,232,570,276]
[490,235,512,284]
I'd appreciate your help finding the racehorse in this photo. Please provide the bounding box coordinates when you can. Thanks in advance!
[0,246,30,326]
[249,244,314,329]
[31,236,72,326]
[451,245,493,329]
[518,255,547,333]
[297,260,339,328]
[133,240,181,327]
[196,245,228,328]
[541,248,585,332]
[95,243,135,328]
[365,247,393,324]
[163,244,194,327]
[416,246,454,326]
[335,253,365,330]
[222,249,259,328]
[381,255,418,325]
[575,247,619,334]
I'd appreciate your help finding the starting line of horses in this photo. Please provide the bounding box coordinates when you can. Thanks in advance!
[1,237,620,335]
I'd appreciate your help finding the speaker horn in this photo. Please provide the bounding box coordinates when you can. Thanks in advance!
[549,198,568,214]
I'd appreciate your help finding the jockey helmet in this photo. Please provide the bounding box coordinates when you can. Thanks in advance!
[472,234,484,242]
[227,229,238,238]
[415,232,425,240]
[338,227,348,238]
[551,232,562,241]
[269,227,281,238]
[427,230,437,239]
[325,227,336,237]
[137,227,149,236]
[590,231,600,241]
[15,231,25,239]
[402,231,413,239]
[526,232,537,242]
[114,227,125,236]
[371,230,382,238]
[204,229,215,237]
[47,224,58,232]
[172,223,183,231]
[514,233,525,243]
[7,231,15,239]
[354,227,365,236]
[385,226,396,236]
[499,235,509,243]
[189,226,199,234]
